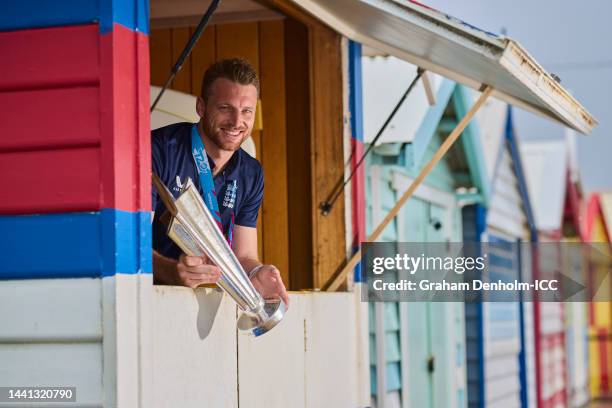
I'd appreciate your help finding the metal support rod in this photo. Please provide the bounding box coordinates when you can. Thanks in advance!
[322,85,494,291]
[150,0,222,112]
[319,68,425,216]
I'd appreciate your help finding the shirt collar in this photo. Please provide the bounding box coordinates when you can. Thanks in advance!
[209,149,242,180]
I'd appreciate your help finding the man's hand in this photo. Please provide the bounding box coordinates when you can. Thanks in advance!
[175,254,221,288]
[250,265,289,307]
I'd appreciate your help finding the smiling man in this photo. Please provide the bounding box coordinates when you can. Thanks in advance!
[151,58,289,306]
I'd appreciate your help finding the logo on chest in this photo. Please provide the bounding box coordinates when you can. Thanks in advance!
[173,175,184,192]
[223,180,238,209]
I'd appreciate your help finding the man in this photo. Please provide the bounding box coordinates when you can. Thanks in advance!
[151,58,289,306]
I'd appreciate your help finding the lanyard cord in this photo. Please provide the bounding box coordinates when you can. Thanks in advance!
[320,68,424,215]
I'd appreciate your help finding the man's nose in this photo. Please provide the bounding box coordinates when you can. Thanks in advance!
[228,110,241,127]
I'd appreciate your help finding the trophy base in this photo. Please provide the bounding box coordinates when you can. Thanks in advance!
[237,300,287,337]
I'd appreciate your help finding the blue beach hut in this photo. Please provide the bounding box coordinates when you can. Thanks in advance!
[462,103,538,408]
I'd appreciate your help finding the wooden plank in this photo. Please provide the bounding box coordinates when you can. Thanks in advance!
[238,294,307,408]
[215,22,261,154]
[149,28,172,87]
[215,22,260,71]
[0,87,100,151]
[259,20,289,287]
[0,279,102,342]
[99,26,150,213]
[305,292,362,407]
[0,25,99,91]
[285,18,313,289]
[0,343,103,405]
[170,27,192,94]
[215,22,264,259]
[309,24,346,288]
[151,287,237,408]
[190,25,216,97]
[0,147,100,214]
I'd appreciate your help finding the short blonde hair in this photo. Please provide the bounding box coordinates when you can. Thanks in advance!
[201,58,260,102]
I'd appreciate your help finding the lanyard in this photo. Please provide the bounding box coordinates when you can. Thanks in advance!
[190,124,234,247]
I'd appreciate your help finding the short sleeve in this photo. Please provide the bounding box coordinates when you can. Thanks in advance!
[151,133,165,211]
[235,166,264,227]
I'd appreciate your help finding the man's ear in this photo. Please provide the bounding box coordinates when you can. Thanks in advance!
[196,96,205,118]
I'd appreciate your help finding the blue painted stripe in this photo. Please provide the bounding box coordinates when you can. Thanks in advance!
[505,106,538,242]
[1,0,149,34]
[0,209,151,279]
[516,240,529,408]
[349,40,364,142]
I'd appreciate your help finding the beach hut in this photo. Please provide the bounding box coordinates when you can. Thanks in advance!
[522,139,592,407]
[462,103,538,408]
[363,57,489,406]
[0,1,596,407]
[584,193,612,400]
[560,151,590,408]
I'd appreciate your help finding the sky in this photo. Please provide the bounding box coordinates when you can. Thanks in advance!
[423,0,612,191]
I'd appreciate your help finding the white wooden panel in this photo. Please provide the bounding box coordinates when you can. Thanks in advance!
[103,274,153,408]
[487,211,527,239]
[362,58,442,144]
[475,97,506,181]
[152,286,237,408]
[306,292,364,408]
[489,193,526,222]
[238,294,307,408]
[0,343,102,406]
[491,182,523,211]
[0,278,102,342]
[354,284,373,407]
[520,141,567,231]
[485,374,520,406]
[567,302,590,407]
[485,354,519,378]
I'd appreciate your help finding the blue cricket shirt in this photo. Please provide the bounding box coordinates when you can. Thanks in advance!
[151,122,264,259]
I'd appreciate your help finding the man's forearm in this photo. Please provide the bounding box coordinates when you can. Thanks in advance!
[153,250,178,285]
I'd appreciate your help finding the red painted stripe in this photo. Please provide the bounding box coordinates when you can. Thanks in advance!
[137,32,152,211]
[99,25,150,212]
[0,147,100,214]
[0,25,99,91]
[0,87,100,151]
[599,328,610,394]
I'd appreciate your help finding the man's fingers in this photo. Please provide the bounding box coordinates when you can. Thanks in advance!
[181,255,203,267]
[182,266,221,276]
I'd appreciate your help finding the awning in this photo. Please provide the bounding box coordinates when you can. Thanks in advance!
[290,0,597,134]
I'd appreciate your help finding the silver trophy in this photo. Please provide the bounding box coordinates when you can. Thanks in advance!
[153,174,286,336]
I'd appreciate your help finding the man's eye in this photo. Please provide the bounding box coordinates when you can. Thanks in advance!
[242,109,253,115]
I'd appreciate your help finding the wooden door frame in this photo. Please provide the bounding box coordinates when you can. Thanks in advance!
[258,0,347,288]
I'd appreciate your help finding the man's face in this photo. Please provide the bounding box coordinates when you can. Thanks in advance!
[196,78,257,152]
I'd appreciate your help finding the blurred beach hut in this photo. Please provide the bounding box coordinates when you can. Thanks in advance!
[462,103,537,408]
[363,56,489,407]
[522,139,591,407]
[584,193,612,400]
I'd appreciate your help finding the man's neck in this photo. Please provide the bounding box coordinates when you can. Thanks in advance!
[198,122,233,177]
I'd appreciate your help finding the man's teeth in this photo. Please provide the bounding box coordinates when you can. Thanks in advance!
[223,129,241,136]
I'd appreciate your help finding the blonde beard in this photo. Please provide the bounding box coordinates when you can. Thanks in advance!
[201,118,250,152]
